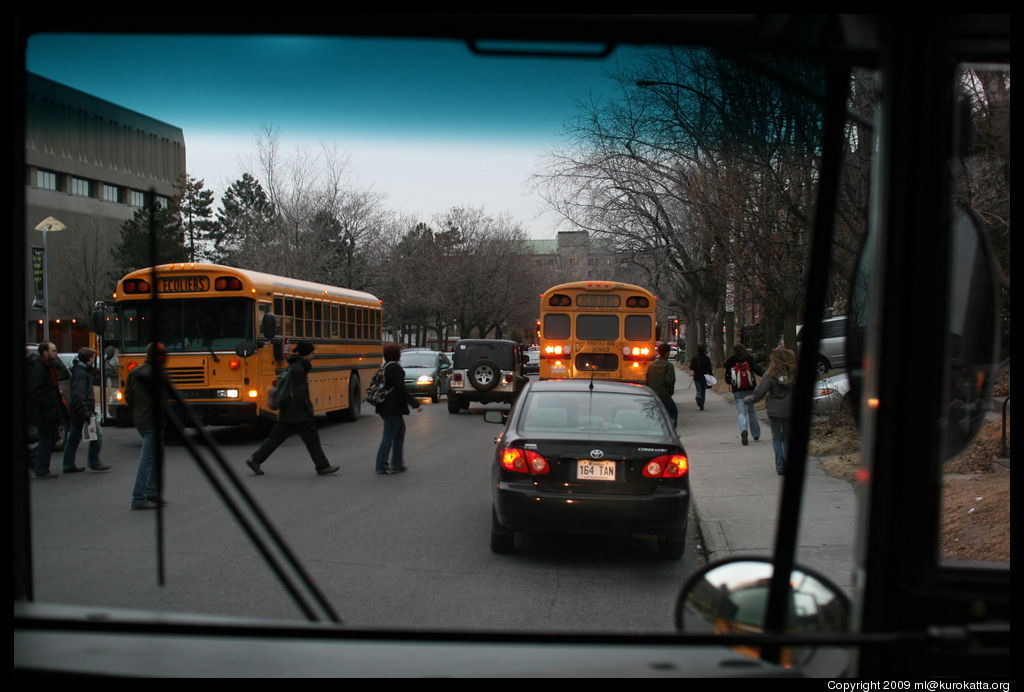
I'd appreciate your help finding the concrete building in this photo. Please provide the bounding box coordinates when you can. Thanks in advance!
[24,72,185,350]
[525,230,629,284]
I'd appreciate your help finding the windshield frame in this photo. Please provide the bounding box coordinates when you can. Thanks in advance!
[14,13,1012,679]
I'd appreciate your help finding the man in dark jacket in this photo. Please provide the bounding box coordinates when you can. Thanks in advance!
[244,341,339,476]
[28,341,66,479]
[645,342,678,426]
[689,344,713,411]
[723,342,765,445]
[126,342,169,509]
[61,347,111,472]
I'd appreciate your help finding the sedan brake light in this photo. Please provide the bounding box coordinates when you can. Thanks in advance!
[642,454,689,478]
[499,447,550,474]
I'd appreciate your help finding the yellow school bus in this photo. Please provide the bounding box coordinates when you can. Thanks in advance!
[109,263,382,426]
[538,280,658,383]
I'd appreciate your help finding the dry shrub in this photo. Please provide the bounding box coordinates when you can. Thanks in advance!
[941,473,1011,562]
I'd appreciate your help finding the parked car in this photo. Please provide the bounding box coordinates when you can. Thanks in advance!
[796,315,848,375]
[524,347,540,375]
[485,379,691,559]
[447,339,528,413]
[813,372,850,415]
[399,349,452,403]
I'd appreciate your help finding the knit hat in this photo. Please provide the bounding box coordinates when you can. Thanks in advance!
[295,341,315,356]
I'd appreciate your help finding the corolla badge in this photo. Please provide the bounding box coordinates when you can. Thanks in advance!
[590,449,605,459]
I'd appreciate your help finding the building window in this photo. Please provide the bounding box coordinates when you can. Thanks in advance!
[129,190,145,207]
[36,169,57,190]
[102,184,120,203]
[155,196,169,210]
[70,177,91,197]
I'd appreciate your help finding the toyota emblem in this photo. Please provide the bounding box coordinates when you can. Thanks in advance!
[590,449,604,459]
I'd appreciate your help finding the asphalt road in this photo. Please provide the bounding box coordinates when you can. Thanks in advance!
[29,390,701,633]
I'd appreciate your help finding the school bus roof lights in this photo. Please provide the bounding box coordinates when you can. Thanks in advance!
[214,276,244,291]
[121,278,152,294]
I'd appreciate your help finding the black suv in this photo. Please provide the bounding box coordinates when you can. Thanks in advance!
[447,339,528,414]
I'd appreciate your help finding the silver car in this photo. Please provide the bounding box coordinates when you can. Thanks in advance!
[797,316,847,375]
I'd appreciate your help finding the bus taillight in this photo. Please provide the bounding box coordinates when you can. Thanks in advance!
[623,346,653,360]
[542,344,571,357]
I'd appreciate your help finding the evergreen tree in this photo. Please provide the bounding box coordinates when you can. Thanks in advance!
[109,203,188,284]
[212,173,276,265]
[176,174,218,262]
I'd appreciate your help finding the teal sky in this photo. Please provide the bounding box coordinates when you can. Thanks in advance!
[26,34,652,235]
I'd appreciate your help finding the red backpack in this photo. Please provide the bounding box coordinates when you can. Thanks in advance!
[731,359,755,390]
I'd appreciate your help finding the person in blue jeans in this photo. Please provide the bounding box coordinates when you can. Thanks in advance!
[62,347,111,473]
[125,343,167,510]
[689,344,713,411]
[723,342,764,446]
[745,346,797,474]
[373,343,422,474]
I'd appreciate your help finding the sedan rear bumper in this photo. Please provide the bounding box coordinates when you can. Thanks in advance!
[494,480,689,537]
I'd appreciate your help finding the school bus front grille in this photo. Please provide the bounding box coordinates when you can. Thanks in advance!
[165,366,206,386]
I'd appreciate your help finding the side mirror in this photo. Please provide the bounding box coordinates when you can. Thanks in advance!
[235,342,257,358]
[483,410,507,425]
[847,205,1002,459]
[261,312,278,341]
[676,558,850,675]
[91,306,106,335]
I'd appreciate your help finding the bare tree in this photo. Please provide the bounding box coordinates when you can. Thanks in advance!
[536,47,836,364]
[53,216,118,321]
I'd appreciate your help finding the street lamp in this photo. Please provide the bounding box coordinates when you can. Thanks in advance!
[33,216,66,343]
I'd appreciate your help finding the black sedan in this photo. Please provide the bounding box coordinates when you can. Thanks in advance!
[485,379,690,559]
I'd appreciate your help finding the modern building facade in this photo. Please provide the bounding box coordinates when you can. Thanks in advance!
[24,72,185,350]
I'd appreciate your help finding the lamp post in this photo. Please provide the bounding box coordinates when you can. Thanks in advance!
[34,216,66,343]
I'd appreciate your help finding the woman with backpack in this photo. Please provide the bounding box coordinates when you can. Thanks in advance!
[373,343,421,475]
[745,346,798,475]
[723,342,765,446]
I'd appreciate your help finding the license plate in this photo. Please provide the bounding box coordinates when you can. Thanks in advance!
[577,459,616,481]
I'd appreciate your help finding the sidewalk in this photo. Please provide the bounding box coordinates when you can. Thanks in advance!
[671,368,857,594]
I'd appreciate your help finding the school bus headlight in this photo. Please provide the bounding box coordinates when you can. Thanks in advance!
[115,391,124,402]
[248,389,259,399]
[216,389,240,399]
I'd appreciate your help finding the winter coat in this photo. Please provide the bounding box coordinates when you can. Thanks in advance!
[278,354,317,424]
[374,361,421,416]
[68,361,98,424]
[27,356,65,428]
[690,352,712,379]
[125,361,161,430]
[645,357,676,400]
[745,370,796,419]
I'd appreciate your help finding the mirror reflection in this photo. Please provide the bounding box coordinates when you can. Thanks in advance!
[677,559,849,670]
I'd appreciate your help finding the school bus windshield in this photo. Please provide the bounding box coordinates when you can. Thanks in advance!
[119,297,254,353]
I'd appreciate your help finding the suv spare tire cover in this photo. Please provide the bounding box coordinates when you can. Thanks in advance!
[468,360,499,391]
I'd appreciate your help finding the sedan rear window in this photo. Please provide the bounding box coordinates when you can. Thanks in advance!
[518,391,669,435]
